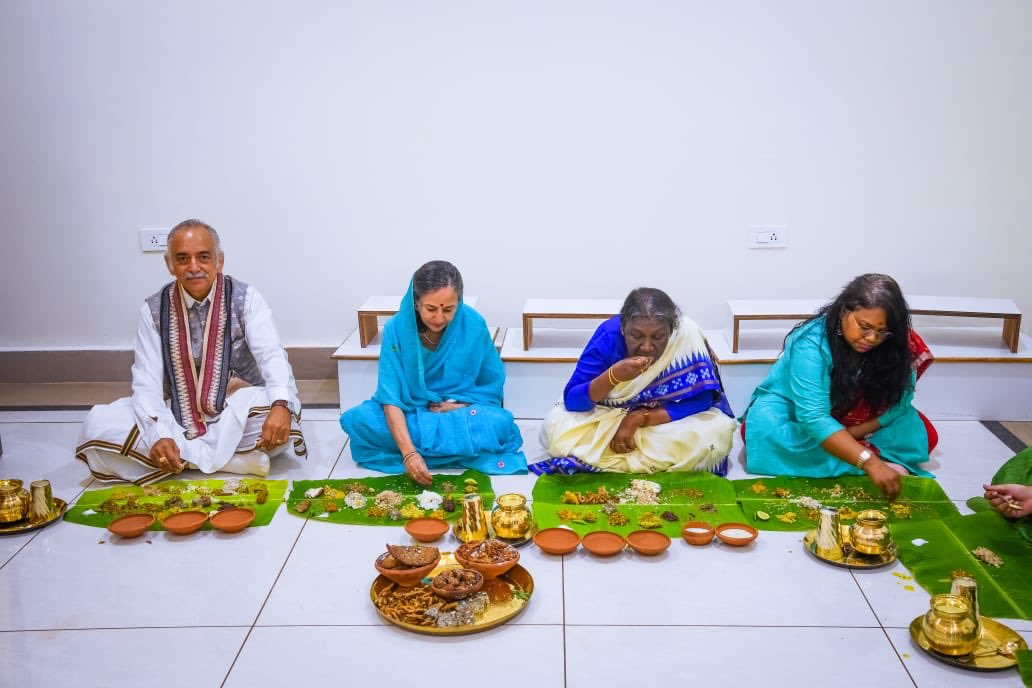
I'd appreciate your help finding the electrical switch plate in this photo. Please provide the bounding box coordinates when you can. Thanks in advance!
[748,226,789,249]
[139,228,169,253]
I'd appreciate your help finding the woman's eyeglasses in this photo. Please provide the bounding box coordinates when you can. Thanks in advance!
[850,312,893,341]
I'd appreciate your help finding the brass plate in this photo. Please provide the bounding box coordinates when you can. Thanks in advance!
[802,528,897,569]
[0,498,67,536]
[370,552,533,635]
[909,615,1028,671]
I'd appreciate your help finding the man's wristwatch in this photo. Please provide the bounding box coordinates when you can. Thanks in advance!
[856,449,872,469]
[271,399,290,411]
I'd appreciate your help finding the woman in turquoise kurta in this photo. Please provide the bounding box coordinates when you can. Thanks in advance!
[742,274,936,499]
[340,261,526,485]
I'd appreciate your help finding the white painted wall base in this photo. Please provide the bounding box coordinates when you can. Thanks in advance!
[336,326,1032,421]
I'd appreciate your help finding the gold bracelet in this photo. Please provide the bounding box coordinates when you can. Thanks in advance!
[640,408,650,426]
[607,366,625,386]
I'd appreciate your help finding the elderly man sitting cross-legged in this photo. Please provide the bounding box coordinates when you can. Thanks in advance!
[76,219,306,484]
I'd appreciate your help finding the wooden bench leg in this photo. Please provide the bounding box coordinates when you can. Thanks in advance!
[522,315,533,350]
[1002,316,1021,353]
[732,318,741,353]
[358,313,379,348]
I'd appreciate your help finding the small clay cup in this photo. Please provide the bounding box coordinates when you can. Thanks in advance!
[161,510,208,535]
[404,517,450,543]
[533,527,581,555]
[430,568,484,600]
[209,507,256,533]
[374,552,439,587]
[454,540,520,580]
[626,530,672,556]
[681,521,715,546]
[107,513,155,539]
[581,531,626,556]
[715,522,759,546]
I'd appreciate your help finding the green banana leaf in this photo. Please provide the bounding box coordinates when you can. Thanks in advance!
[285,470,494,525]
[891,511,1032,621]
[1017,649,1032,687]
[966,447,1032,544]
[732,476,960,532]
[531,472,746,538]
[64,479,286,530]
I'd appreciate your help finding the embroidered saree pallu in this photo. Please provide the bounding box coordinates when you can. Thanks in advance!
[63,479,286,530]
[531,472,744,539]
[892,511,1032,621]
[286,470,495,525]
[538,318,736,475]
[733,476,960,532]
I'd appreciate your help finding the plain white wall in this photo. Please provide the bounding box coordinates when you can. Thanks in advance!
[1,1,1030,348]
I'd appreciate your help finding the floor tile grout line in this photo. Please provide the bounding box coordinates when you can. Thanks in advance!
[561,553,567,688]
[849,569,919,687]
[220,513,310,688]
[0,625,254,633]
[980,420,1029,454]
[326,435,350,478]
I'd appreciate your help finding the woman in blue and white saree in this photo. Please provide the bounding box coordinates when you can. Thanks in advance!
[534,288,736,476]
[340,261,526,486]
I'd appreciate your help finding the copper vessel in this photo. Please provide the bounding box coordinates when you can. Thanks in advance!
[0,479,31,523]
[922,593,980,656]
[490,493,533,539]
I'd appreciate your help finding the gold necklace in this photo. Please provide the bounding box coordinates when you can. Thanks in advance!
[420,329,440,347]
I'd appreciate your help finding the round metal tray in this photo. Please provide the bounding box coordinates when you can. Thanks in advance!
[370,552,533,635]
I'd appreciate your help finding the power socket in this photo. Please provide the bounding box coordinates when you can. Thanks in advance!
[748,226,789,249]
[139,228,169,253]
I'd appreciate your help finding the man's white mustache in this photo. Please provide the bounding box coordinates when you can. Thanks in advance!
[184,271,207,279]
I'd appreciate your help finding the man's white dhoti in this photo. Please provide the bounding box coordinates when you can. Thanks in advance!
[77,387,306,485]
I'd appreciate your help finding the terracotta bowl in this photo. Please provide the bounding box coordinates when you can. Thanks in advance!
[374,552,439,587]
[454,540,520,580]
[429,568,484,600]
[681,521,715,546]
[209,507,256,533]
[533,527,581,555]
[715,522,759,547]
[161,510,208,535]
[581,531,626,556]
[626,530,672,556]
[107,513,155,539]
[404,517,450,543]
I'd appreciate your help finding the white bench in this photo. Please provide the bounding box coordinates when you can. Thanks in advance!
[355,295,480,347]
[521,298,622,350]
[728,296,1023,353]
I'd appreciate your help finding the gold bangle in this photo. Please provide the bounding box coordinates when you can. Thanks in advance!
[607,366,625,386]
[641,408,650,426]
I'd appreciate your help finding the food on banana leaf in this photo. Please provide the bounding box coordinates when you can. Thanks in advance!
[971,546,1004,568]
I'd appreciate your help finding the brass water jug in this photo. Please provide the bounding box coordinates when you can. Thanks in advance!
[922,594,980,656]
[490,493,533,540]
[0,479,30,523]
[850,509,892,555]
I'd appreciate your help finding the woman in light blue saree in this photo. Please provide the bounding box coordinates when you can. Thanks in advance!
[340,261,526,485]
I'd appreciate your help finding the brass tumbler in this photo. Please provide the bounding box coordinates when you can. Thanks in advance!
[815,506,844,561]
[454,493,489,543]
[29,479,54,521]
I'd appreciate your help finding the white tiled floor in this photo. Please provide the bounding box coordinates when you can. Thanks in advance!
[0,414,1028,687]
